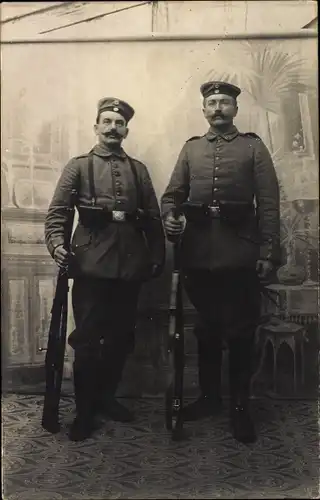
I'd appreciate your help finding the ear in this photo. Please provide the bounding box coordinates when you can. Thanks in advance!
[124,127,129,139]
[93,123,98,135]
[234,106,238,118]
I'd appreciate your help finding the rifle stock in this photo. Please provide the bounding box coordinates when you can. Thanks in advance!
[41,189,77,433]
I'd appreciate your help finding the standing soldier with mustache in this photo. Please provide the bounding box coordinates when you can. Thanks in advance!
[45,98,165,441]
[161,81,280,443]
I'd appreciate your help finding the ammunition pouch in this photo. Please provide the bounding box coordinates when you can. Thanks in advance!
[180,202,210,223]
[181,200,254,227]
[218,200,255,226]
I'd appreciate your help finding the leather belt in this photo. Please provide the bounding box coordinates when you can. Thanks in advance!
[180,201,254,223]
[207,204,220,217]
[110,210,136,222]
[91,209,141,223]
[77,205,145,228]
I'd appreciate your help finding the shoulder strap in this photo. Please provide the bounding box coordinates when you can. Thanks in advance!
[186,135,202,142]
[127,156,143,209]
[242,132,261,140]
[88,150,97,206]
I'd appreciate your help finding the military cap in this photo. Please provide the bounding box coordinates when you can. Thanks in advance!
[200,81,241,99]
[97,97,135,122]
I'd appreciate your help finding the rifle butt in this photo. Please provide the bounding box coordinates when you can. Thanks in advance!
[41,287,68,433]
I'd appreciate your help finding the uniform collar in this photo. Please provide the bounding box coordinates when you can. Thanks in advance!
[206,125,239,142]
[93,143,127,159]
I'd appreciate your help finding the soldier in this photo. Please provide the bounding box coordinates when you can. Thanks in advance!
[161,81,280,444]
[45,97,165,441]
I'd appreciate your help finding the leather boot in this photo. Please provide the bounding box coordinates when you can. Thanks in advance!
[182,394,222,421]
[94,345,134,423]
[228,336,257,444]
[69,360,99,442]
[229,368,256,444]
[183,336,223,421]
[230,399,256,444]
[99,394,134,423]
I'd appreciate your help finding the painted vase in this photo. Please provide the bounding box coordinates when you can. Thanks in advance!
[277,247,306,285]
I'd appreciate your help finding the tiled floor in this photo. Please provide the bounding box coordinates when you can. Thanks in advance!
[2,394,319,499]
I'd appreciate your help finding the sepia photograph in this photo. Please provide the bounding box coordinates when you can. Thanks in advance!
[1,1,319,499]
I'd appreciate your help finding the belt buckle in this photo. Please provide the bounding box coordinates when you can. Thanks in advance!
[209,204,220,217]
[112,210,126,222]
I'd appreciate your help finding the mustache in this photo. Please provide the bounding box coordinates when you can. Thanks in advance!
[213,112,225,118]
[104,131,121,138]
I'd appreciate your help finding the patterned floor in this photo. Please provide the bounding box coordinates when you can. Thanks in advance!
[2,394,319,499]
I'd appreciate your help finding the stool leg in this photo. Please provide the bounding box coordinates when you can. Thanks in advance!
[293,346,297,394]
[301,339,305,387]
[273,345,277,394]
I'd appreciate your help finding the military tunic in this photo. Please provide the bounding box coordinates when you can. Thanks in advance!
[161,125,281,403]
[161,125,281,271]
[45,145,165,281]
[44,145,165,409]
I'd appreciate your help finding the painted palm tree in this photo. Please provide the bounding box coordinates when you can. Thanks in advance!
[242,41,315,153]
[280,207,314,262]
[205,41,315,153]
[278,203,318,284]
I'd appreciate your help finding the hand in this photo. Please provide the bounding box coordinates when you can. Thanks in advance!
[164,212,186,238]
[53,245,70,269]
[256,259,273,279]
[150,263,163,279]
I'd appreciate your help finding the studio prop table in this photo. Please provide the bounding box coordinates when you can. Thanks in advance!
[253,283,318,394]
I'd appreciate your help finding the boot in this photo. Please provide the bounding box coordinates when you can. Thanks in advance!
[69,417,100,442]
[93,346,135,423]
[69,360,99,442]
[183,394,222,421]
[99,394,135,423]
[183,336,223,421]
[230,398,256,444]
[228,336,257,444]
[229,368,256,444]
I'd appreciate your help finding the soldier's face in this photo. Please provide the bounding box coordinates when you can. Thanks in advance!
[203,94,238,127]
[94,110,128,146]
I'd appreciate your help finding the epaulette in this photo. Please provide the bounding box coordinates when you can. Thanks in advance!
[127,155,145,168]
[241,132,261,140]
[74,152,89,159]
[186,136,202,142]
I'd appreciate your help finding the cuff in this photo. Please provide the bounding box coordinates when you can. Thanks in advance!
[259,237,281,266]
[47,238,64,258]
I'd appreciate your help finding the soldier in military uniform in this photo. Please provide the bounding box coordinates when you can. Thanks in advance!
[45,98,165,441]
[161,81,280,443]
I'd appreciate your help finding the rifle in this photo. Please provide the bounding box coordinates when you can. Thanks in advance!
[40,189,77,434]
[165,208,186,441]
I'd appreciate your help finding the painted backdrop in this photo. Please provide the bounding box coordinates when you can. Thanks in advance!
[1,37,318,394]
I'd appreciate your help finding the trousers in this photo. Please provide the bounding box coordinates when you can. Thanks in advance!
[68,277,141,420]
[183,268,261,402]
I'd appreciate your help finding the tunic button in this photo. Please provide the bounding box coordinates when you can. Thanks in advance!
[214,188,218,192]
[215,166,219,170]
[114,171,120,177]
[216,156,220,160]
[116,191,122,196]
[214,177,219,181]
